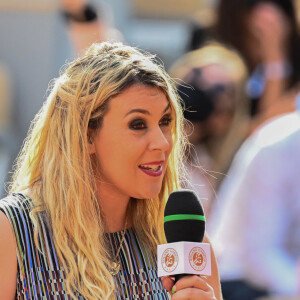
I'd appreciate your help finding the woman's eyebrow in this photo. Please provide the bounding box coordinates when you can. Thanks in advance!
[162,103,171,114]
[125,109,150,117]
[125,103,170,117]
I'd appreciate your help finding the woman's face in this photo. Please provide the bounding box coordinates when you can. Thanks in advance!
[244,2,291,66]
[89,84,173,201]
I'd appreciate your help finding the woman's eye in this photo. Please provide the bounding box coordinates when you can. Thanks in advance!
[129,119,147,130]
[160,116,173,127]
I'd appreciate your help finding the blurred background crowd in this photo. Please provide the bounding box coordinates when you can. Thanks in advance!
[0,0,300,299]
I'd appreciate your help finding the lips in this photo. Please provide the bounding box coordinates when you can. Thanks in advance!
[138,161,164,177]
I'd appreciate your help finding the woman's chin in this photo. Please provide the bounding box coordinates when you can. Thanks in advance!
[134,186,162,200]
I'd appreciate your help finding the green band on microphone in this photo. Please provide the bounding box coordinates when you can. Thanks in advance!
[164,214,205,223]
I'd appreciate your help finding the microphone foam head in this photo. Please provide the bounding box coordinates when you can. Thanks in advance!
[164,190,205,243]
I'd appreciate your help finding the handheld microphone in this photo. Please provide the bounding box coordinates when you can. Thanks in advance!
[157,190,211,280]
[164,189,205,243]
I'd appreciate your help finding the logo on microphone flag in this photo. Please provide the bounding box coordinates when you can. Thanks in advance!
[161,248,179,272]
[189,247,207,271]
[157,242,211,277]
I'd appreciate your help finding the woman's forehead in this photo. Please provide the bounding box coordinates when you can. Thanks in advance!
[109,85,170,111]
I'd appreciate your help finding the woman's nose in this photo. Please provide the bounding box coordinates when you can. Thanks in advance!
[148,127,171,152]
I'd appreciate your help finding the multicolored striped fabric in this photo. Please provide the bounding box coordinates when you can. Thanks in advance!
[0,194,170,299]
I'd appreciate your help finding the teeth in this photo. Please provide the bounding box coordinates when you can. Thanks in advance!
[140,164,161,171]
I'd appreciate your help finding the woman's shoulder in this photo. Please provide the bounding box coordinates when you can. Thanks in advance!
[0,192,32,215]
[0,192,41,299]
[0,206,18,299]
[0,192,34,239]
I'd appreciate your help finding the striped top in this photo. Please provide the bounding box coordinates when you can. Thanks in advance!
[0,193,170,299]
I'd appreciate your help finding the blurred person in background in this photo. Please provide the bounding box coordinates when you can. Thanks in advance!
[210,1,300,298]
[216,0,300,133]
[169,43,249,220]
[60,0,123,56]
[211,96,300,300]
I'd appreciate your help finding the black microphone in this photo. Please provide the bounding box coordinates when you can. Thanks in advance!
[164,189,205,282]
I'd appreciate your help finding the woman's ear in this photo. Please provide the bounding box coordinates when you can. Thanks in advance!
[87,128,96,154]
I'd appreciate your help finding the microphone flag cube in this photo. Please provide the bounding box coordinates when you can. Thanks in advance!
[157,242,211,277]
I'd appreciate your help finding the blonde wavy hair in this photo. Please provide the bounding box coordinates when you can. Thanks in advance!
[9,42,187,299]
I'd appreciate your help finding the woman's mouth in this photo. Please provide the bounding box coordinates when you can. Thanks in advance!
[138,162,164,177]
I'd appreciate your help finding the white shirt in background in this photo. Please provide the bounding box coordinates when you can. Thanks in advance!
[210,112,300,296]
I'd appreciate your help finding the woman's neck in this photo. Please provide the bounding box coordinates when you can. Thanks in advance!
[96,185,132,233]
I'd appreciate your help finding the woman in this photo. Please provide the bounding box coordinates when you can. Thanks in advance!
[216,0,300,132]
[0,42,222,299]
